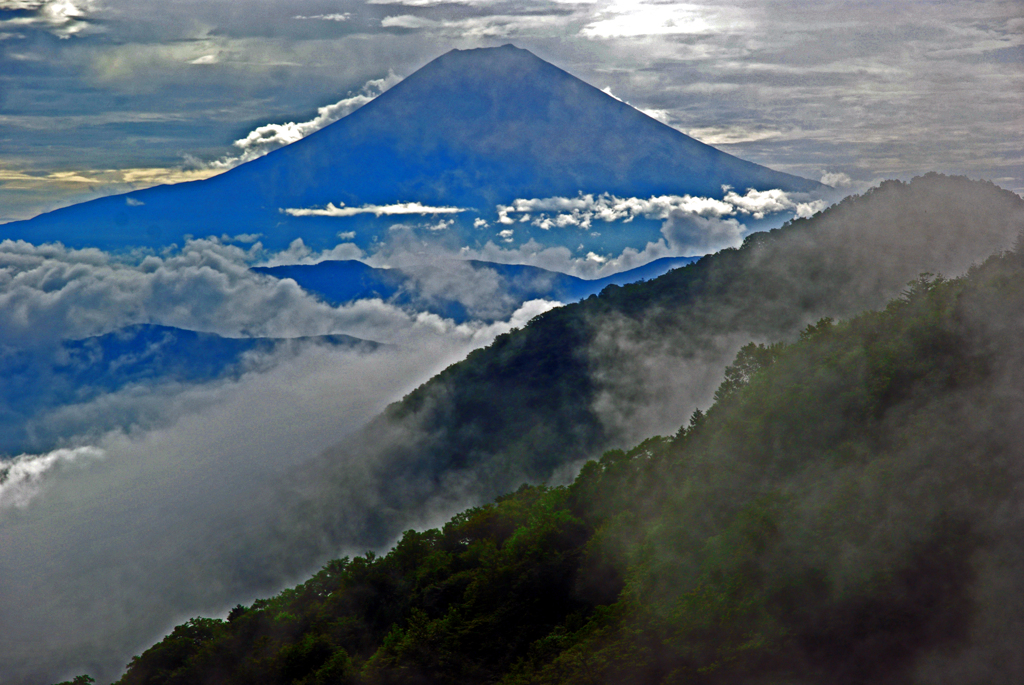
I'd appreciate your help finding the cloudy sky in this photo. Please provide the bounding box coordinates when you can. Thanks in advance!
[0,0,1021,223]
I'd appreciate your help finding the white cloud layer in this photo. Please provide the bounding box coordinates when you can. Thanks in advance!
[496,188,828,231]
[0,445,104,509]
[283,201,470,217]
[0,236,562,349]
[820,170,854,188]
[195,71,402,171]
[293,13,351,22]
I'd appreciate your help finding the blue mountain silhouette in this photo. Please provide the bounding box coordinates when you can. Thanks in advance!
[0,325,379,456]
[1,45,821,253]
[254,256,699,323]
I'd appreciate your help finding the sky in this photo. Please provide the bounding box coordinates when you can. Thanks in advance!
[0,0,1021,224]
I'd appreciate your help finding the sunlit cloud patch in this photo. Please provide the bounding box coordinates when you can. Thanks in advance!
[283,201,471,218]
[495,188,829,230]
[190,72,402,171]
[0,445,105,509]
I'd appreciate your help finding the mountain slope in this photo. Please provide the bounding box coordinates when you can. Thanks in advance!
[110,238,1024,685]
[278,174,1023,551]
[1,45,821,252]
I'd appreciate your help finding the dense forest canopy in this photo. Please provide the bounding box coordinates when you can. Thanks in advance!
[78,208,1024,684]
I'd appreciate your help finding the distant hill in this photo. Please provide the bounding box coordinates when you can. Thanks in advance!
[254,257,699,323]
[0,325,378,456]
[111,205,1024,685]
[1,45,820,253]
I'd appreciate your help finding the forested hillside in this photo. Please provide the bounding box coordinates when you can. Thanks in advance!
[103,236,1024,685]
[277,174,1024,555]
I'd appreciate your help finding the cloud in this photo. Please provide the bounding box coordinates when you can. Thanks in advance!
[381,14,437,30]
[0,445,104,509]
[379,12,563,38]
[419,186,818,279]
[638,106,672,124]
[0,321,555,682]
[195,71,402,171]
[0,0,94,39]
[601,85,673,124]
[0,238,333,345]
[368,0,455,5]
[399,259,560,321]
[254,237,365,267]
[0,236,564,349]
[448,237,671,280]
[722,187,828,220]
[293,13,351,22]
[820,170,854,188]
[581,0,714,38]
[495,188,829,231]
[0,233,575,454]
[600,85,623,102]
[282,201,471,218]
[424,218,454,231]
[660,212,745,254]
[496,193,730,229]
[685,125,787,145]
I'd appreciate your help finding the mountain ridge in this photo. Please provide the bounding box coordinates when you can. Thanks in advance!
[253,256,699,323]
[279,173,1024,549]
[0,324,380,457]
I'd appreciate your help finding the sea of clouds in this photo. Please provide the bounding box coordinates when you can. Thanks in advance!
[0,234,559,683]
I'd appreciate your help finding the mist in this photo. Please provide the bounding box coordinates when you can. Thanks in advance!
[261,176,1024,592]
[0,232,561,683]
[582,175,1024,447]
[0,301,568,684]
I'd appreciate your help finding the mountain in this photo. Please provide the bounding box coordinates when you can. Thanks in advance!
[272,174,1024,550]
[30,175,1024,684]
[0,325,379,456]
[108,208,1024,685]
[0,45,822,254]
[253,256,699,323]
